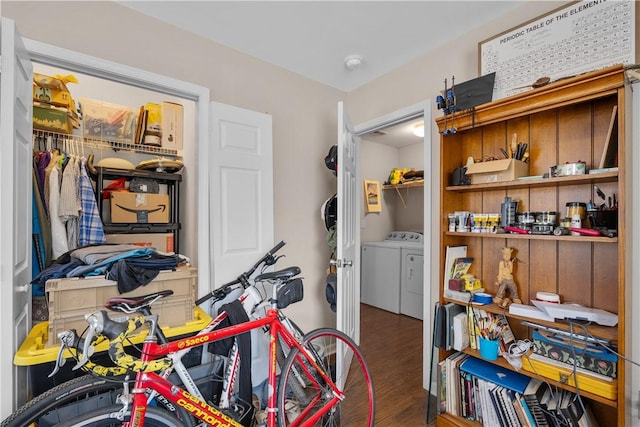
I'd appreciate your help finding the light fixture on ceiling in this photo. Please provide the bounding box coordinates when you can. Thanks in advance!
[344,54,364,71]
[413,123,425,137]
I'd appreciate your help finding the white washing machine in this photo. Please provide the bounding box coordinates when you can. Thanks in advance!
[361,231,424,319]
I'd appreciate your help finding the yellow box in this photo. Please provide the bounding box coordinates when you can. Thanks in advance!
[45,268,197,347]
[33,72,77,109]
[105,233,175,253]
[465,159,529,184]
[110,192,170,223]
[33,104,72,133]
[162,101,183,152]
[522,355,617,400]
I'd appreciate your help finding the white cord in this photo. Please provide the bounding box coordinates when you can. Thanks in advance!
[508,339,532,356]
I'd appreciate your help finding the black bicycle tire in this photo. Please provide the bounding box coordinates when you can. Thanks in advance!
[277,327,375,426]
[0,374,194,427]
[54,405,186,427]
[1,375,123,427]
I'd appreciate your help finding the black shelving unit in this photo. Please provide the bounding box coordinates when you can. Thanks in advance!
[94,166,182,253]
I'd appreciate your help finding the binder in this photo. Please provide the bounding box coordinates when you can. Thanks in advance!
[436,303,465,350]
[460,356,530,393]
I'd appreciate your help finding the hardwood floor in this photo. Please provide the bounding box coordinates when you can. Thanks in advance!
[358,303,436,426]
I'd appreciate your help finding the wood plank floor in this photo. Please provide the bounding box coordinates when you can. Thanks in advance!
[359,303,436,426]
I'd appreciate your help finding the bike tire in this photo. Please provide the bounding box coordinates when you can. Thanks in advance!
[276,318,310,405]
[53,405,186,427]
[0,374,194,427]
[277,328,375,426]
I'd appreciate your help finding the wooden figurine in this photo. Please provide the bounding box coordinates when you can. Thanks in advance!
[493,247,522,308]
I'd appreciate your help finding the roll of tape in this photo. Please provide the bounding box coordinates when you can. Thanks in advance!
[536,291,560,303]
[474,292,493,305]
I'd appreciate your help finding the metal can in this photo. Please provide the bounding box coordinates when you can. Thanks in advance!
[566,202,587,222]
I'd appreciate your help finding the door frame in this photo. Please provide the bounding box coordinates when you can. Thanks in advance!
[23,39,212,295]
[353,99,434,391]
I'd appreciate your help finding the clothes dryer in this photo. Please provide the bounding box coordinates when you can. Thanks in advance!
[360,231,423,318]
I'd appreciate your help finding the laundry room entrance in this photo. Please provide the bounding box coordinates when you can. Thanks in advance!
[353,99,434,390]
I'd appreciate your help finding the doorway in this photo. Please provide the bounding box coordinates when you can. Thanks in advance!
[352,99,433,391]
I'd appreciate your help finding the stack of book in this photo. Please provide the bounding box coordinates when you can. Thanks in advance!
[437,354,601,426]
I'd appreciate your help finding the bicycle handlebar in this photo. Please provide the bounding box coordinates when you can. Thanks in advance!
[195,240,286,306]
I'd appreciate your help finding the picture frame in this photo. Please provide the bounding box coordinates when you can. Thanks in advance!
[364,180,382,213]
[478,1,635,100]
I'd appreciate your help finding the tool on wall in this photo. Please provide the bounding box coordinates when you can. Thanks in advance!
[436,76,457,135]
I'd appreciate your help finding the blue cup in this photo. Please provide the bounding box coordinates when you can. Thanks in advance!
[478,336,499,360]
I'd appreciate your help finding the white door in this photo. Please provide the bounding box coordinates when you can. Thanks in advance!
[336,102,360,344]
[209,101,274,292]
[0,17,33,417]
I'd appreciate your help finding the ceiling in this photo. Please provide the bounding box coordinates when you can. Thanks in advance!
[117,1,525,93]
[116,1,527,148]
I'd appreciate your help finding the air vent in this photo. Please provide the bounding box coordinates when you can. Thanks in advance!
[370,130,387,136]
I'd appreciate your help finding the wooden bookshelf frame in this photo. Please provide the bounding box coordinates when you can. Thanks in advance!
[435,65,626,426]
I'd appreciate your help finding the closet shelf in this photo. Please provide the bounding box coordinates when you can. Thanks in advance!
[382,180,424,190]
[33,129,180,158]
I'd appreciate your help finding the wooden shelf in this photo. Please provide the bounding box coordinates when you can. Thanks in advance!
[442,298,618,342]
[382,179,424,190]
[445,231,617,243]
[383,179,424,207]
[445,171,618,192]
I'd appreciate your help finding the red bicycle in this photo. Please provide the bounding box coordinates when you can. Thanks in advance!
[53,257,375,426]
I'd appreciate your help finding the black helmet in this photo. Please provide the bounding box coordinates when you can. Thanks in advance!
[321,194,337,230]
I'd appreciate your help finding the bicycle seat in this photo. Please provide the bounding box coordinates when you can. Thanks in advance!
[255,266,301,282]
[105,290,174,313]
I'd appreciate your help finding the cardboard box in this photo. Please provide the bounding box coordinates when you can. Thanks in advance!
[33,104,72,133]
[46,268,197,347]
[110,192,169,223]
[33,72,77,109]
[105,233,175,253]
[465,159,529,184]
[162,101,184,152]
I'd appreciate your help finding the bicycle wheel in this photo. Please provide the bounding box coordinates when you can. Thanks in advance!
[1,375,124,427]
[54,405,186,427]
[277,328,375,426]
[1,374,194,427]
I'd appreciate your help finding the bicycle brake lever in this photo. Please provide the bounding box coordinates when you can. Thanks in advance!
[73,312,101,370]
[49,329,82,377]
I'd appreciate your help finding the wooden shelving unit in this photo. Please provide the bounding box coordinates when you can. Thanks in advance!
[436,65,626,426]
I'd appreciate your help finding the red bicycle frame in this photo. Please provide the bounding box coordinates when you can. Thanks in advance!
[122,308,343,427]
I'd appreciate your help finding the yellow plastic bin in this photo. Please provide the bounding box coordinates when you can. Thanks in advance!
[15,306,212,397]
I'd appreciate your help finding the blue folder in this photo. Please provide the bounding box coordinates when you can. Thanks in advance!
[460,356,530,394]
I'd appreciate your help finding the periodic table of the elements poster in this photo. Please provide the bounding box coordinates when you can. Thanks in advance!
[480,0,635,100]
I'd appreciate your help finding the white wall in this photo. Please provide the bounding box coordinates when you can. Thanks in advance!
[360,139,397,242]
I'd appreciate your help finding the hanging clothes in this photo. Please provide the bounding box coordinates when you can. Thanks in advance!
[49,162,69,259]
[78,156,106,247]
[32,162,52,267]
[35,150,51,218]
[43,150,62,216]
[59,156,80,250]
